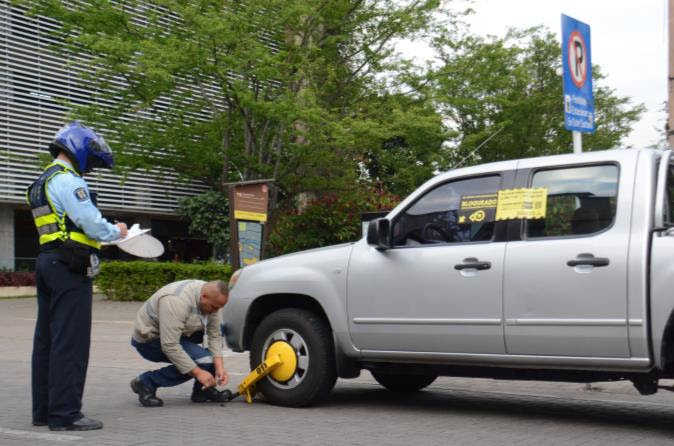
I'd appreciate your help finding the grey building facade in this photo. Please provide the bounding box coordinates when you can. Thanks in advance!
[0,1,209,269]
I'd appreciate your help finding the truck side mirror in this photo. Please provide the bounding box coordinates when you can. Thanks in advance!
[367,218,391,250]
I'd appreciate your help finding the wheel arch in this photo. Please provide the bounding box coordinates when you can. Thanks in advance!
[241,293,360,379]
[242,293,331,351]
[659,310,674,376]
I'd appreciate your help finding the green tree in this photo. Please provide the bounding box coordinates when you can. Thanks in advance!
[647,103,668,150]
[266,186,400,257]
[353,93,449,197]
[177,191,229,258]
[426,27,645,166]
[27,0,453,203]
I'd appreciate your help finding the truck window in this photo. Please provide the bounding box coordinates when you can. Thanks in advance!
[392,175,500,247]
[526,164,618,238]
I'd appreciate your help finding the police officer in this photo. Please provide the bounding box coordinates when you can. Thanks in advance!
[28,122,128,431]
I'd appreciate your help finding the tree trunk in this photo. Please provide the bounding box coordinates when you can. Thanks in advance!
[220,116,231,191]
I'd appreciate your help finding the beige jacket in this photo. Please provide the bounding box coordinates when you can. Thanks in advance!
[132,280,223,374]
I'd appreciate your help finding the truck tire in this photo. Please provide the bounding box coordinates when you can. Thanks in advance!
[372,372,438,392]
[250,308,337,407]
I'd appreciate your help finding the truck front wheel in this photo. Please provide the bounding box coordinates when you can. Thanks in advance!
[250,308,337,407]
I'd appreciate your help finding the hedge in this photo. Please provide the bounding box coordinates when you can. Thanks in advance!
[95,261,232,301]
[0,271,36,287]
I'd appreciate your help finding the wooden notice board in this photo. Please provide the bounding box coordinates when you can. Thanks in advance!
[228,180,273,270]
[233,183,269,222]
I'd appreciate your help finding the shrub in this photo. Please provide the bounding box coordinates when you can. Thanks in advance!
[0,271,36,287]
[178,191,230,258]
[267,187,400,257]
[95,261,232,301]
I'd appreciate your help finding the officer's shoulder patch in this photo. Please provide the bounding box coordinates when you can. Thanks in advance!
[73,187,89,202]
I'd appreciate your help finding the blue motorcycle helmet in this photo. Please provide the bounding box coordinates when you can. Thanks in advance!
[48,121,114,174]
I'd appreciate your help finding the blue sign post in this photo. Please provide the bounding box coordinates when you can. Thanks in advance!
[562,14,594,152]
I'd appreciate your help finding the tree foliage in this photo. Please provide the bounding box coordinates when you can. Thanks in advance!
[28,0,450,200]
[22,0,650,257]
[357,93,450,197]
[266,186,400,257]
[177,190,229,256]
[424,27,645,166]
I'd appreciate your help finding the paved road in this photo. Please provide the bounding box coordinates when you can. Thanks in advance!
[2,297,674,445]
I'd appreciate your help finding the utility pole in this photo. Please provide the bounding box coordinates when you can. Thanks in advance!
[669,0,674,148]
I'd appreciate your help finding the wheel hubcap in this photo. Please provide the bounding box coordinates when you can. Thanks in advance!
[265,341,297,382]
[262,329,309,389]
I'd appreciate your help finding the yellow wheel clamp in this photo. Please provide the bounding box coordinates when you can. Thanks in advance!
[221,340,298,404]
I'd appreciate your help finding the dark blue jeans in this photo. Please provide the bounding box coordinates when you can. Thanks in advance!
[131,334,213,391]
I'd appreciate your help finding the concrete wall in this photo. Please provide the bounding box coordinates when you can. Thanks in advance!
[0,206,15,270]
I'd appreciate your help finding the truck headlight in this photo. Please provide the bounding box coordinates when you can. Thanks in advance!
[228,268,242,292]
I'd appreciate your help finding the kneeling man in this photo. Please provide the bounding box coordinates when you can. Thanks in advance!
[130,280,229,406]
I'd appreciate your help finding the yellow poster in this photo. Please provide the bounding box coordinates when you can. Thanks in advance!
[495,188,547,220]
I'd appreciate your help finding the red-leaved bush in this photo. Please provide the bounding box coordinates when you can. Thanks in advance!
[267,186,400,257]
[0,271,36,287]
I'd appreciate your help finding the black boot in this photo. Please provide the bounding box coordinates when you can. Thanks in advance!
[130,378,164,407]
[191,380,230,403]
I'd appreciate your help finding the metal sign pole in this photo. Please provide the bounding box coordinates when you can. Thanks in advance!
[573,131,582,153]
[669,0,674,148]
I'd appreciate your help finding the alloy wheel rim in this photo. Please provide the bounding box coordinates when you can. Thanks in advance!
[261,328,309,389]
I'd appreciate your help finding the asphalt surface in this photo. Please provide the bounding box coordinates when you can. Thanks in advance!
[2,297,674,445]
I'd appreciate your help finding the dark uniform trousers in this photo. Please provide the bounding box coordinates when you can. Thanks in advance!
[32,250,93,427]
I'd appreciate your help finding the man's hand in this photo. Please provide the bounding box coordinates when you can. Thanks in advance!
[190,367,216,389]
[214,357,228,386]
[116,222,128,238]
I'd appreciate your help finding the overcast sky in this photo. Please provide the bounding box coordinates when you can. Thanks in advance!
[402,0,668,149]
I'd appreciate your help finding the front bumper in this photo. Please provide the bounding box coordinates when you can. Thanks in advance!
[222,293,248,352]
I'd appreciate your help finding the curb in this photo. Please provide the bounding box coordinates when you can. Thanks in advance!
[0,286,36,298]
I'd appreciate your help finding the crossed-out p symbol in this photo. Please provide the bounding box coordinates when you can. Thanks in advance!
[568,30,587,88]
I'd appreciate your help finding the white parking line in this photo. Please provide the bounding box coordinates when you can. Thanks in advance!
[0,427,82,442]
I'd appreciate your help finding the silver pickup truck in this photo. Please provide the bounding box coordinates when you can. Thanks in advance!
[223,148,674,406]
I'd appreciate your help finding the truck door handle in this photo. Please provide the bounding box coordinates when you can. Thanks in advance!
[566,254,609,267]
[454,259,491,271]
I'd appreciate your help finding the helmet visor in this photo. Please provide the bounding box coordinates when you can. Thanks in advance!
[91,135,112,154]
[87,135,114,170]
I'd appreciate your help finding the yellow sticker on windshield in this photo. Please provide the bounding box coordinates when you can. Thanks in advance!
[495,188,547,220]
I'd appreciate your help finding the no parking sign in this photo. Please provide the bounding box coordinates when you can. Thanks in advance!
[561,14,594,133]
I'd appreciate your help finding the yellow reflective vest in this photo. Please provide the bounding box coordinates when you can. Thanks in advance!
[26,162,101,251]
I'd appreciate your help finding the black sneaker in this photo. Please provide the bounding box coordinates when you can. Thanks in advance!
[130,378,164,407]
[32,419,47,427]
[49,416,103,431]
[191,385,232,403]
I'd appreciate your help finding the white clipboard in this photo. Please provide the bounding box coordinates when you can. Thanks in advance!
[102,223,165,258]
